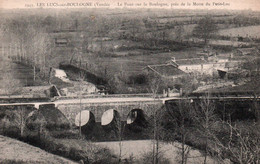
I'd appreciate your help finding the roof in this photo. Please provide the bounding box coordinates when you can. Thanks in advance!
[146,64,185,77]
[20,86,54,96]
[171,58,207,66]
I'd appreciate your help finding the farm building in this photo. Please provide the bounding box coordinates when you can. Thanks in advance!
[19,85,60,98]
[168,57,226,75]
[217,61,243,78]
[233,48,259,56]
[144,63,186,79]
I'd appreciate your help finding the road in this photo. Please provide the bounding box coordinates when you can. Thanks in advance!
[0,96,173,108]
[0,96,258,108]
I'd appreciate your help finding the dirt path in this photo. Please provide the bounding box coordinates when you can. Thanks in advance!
[0,135,77,164]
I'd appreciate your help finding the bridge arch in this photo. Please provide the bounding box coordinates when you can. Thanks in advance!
[126,109,148,132]
[101,109,120,126]
[127,109,146,124]
[75,110,95,133]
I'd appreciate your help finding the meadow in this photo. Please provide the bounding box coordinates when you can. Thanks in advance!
[218,25,260,38]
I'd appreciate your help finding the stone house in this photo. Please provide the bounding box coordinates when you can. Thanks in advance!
[169,57,226,75]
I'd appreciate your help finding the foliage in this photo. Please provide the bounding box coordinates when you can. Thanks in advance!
[2,15,53,82]
[210,121,260,164]
[164,95,260,164]
[175,73,199,95]
[193,16,218,44]
[0,106,117,163]
[0,71,22,95]
[44,138,117,164]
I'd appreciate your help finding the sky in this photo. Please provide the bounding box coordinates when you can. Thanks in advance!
[0,0,260,11]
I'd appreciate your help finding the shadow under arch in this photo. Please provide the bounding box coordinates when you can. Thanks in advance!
[101,109,121,135]
[126,109,148,132]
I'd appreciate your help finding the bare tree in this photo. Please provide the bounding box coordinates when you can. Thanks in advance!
[144,72,167,164]
[152,106,167,164]
[77,69,86,138]
[194,93,217,164]
[146,73,163,99]
[165,99,194,164]
[143,103,167,164]
[12,106,31,137]
[114,106,125,163]
[210,121,260,163]
[2,15,53,82]
[0,60,22,95]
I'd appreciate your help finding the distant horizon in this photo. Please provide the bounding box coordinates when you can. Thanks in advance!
[0,0,260,11]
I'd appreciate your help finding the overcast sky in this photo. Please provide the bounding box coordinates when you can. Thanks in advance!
[0,0,259,11]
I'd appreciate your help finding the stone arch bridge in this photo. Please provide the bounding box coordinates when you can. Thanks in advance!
[0,96,259,129]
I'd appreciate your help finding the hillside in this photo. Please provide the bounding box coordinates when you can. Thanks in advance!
[0,135,77,164]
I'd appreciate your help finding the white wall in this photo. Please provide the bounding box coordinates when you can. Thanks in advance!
[179,63,226,75]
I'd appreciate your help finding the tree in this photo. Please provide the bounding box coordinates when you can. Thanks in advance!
[12,106,32,137]
[114,105,125,163]
[0,58,22,95]
[194,93,217,164]
[175,24,184,42]
[175,73,199,95]
[241,58,260,120]
[152,106,167,164]
[210,121,260,163]
[145,73,166,164]
[2,15,53,81]
[146,73,163,98]
[164,99,194,164]
[128,18,143,41]
[77,69,86,138]
[143,104,167,164]
[192,93,260,163]
[193,16,218,44]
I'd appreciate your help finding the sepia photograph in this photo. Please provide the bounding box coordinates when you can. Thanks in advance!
[0,0,259,163]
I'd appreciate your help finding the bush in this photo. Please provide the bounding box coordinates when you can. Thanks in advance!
[127,74,147,85]
[48,139,117,163]
[49,129,79,139]
[26,110,47,131]
[38,105,71,130]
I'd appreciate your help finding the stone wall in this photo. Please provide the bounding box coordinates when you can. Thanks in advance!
[57,100,163,125]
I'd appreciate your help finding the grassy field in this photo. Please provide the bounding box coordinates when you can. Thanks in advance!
[86,47,203,75]
[218,25,260,38]
[0,135,77,164]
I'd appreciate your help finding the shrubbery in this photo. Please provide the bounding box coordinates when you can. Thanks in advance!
[0,106,117,164]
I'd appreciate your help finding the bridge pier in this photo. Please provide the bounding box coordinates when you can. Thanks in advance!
[34,104,40,109]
